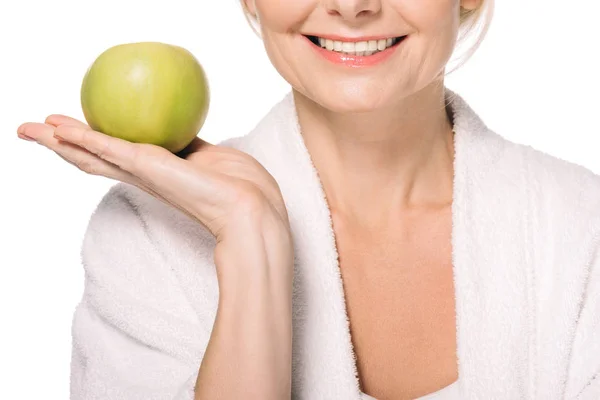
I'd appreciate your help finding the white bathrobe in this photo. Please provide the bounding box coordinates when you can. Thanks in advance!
[69,88,600,400]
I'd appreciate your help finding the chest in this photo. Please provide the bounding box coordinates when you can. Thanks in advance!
[332,210,458,399]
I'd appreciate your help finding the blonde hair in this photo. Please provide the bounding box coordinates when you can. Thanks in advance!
[239,0,494,74]
[451,0,495,73]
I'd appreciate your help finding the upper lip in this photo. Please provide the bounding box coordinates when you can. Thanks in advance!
[303,33,407,42]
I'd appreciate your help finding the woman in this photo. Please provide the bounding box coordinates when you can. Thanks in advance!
[16,0,600,399]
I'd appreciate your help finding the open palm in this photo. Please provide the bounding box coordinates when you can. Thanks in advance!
[17,114,290,239]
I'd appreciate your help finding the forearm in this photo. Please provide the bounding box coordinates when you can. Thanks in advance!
[194,215,294,400]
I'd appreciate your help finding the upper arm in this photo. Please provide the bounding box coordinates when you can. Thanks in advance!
[70,184,206,400]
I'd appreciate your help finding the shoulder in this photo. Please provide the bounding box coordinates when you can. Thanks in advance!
[493,134,600,234]
[454,91,600,223]
[89,181,216,249]
[526,143,600,245]
[510,140,600,265]
[523,142,600,214]
[82,182,220,326]
[475,127,600,262]
[85,182,219,286]
[71,187,213,395]
[488,134,600,301]
[491,138,600,395]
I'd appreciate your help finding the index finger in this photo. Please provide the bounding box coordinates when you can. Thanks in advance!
[45,114,89,129]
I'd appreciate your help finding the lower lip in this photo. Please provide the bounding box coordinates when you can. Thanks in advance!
[305,36,407,68]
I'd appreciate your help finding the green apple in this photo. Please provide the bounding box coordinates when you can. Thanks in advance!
[81,42,210,153]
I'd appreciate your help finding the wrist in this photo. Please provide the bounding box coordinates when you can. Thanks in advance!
[215,215,294,300]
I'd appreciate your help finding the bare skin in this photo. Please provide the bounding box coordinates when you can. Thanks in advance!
[333,203,457,400]
[18,0,480,397]
[243,0,469,396]
[309,84,458,399]
[325,106,457,398]
[16,116,295,399]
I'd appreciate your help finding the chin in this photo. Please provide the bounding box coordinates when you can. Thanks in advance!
[314,84,397,114]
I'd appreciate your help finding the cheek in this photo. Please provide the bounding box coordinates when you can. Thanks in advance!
[400,0,460,69]
[259,31,307,92]
[399,0,459,36]
[255,0,314,32]
[254,1,315,90]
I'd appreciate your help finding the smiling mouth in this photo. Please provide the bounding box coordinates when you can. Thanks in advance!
[304,35,407,56]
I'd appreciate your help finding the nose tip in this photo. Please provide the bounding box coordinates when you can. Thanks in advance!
[325,0,382,22]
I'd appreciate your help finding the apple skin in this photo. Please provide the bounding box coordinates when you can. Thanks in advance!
[81,42,210,153]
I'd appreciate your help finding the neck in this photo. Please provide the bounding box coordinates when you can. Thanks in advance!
[292,79,455,228]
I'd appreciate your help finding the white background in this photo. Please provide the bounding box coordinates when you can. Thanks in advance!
[1,0,599,398]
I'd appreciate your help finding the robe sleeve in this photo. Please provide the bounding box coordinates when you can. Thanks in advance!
[565,241,600,400]
[69,185,205,400]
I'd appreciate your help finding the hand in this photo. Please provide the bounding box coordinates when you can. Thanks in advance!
[17,115,291,241]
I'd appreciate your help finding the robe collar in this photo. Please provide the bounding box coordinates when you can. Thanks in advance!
[235,87,532,399]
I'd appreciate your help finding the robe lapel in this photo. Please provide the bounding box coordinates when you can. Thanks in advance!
[449,90,534,399]
[240,88,534,399]
[246,92,363,399]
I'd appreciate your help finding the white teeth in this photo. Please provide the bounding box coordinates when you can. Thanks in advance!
[354,41,368,52]
[342,42,355,52]
[313,35,402,56]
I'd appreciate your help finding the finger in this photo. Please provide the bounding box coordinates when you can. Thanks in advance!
[19,120,206,225]
[17,122,135,183]
[52,124,191,190]
[51,138,195,219]
[54,144,199,226]
[53,137,139,185]
[45,114,89,129]
[18,122,61,145]
[53,124,144,171]
[53,123,243,229]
